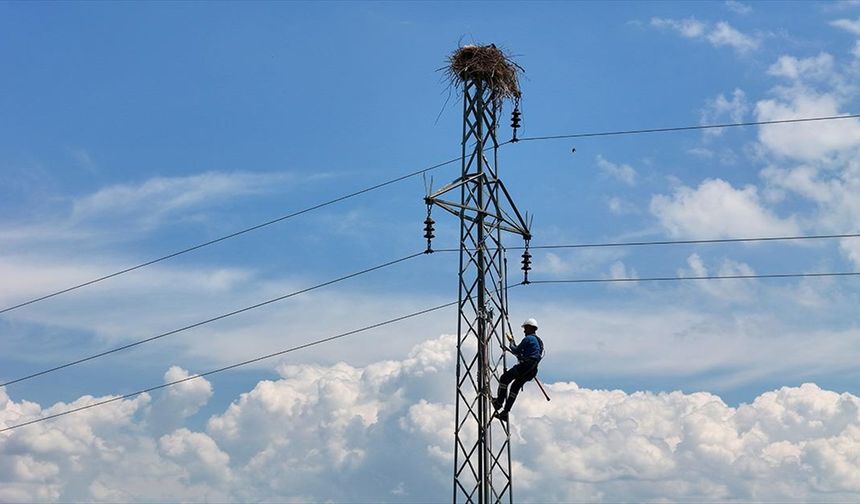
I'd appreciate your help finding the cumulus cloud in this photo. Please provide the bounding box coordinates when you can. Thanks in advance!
[504,382,860,500]
[596,155,637,185]
[650,178,800,239]
[5,337,860,502]
[760,158,860,267]
[753,51,860,268]
[147,367,214,435]
[702,88,749,137]
[755,88,860,163]
[158,429,232,486]
[708,21,760,53]
[651,17,760,54]
[768,53,836,81]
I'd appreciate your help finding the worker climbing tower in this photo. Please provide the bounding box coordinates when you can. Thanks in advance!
[424,45,532,504]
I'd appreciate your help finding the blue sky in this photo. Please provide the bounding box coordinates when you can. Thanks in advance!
[4,2,860,501]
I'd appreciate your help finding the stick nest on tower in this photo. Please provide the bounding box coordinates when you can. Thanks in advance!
[446,44,522,105]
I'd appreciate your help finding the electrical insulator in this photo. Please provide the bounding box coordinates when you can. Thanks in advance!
[423,207,435,254]
[510,105,522,143]
[521,243,532,284]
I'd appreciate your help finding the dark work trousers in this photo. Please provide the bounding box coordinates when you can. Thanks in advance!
[496,359,539,412]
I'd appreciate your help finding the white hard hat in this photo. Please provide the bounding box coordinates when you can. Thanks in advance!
[521,318,539,329]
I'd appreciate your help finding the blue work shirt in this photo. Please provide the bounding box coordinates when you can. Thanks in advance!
[510,333,543,362]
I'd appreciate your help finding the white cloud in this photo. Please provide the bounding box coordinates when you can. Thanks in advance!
[760,159,860,268]
[650,17,707,38]
[532,248,627,277]
[5,337,860,501]
[708,21,760,53]
[688,147,714,158]
[768,53,836,81]
[831,17,860,36]
[756,90,860,162]
[650,178,800,239]
[678,253,756,301]
[606,196,637,215]
[0,255,252,314]
[753,47,860,269]
[651,18,760,54]
[0,251,455,372]
[608,260,637,280]
[596,155,637,185]
[702,89,749,137]
[706,88,749,123]
[606,261,638,289]
[70,171,292,229]
[725,0,752,14]
[147,367,214,435]
[158,428,232,485]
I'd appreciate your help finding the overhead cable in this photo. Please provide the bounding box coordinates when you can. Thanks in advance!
[530,271,860,285]
[0,300,457,433]
[0,155,463,315]
[522,232,860,250]
[516,113,860,142]
[3,114,857,314]
[431,231,860,253]
[0,252,425,388]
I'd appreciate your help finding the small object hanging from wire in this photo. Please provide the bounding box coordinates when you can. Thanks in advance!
[521,239,532,284]
[423,203,435,254]
[511,101,522,143]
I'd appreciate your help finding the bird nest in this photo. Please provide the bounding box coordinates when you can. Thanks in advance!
[446,44,522,105]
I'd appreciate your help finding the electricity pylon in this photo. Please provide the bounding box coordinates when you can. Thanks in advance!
[423,72,532,503]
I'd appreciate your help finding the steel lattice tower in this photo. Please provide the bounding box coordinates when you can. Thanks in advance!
[425,71,531,504]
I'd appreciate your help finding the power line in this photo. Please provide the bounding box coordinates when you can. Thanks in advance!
[4,267,857,431]
[529,271,860,285]
[5,230,856,384]
[0,300,458,433]
[3,114,856,315]
[0,252,424,388]
[4,266,857,432]
[520,232,860,250]
[431,231,860,253]
[0,156,463,316]
[516,113,860,142]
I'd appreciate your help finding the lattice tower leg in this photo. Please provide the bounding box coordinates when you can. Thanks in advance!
[451,79,514,504]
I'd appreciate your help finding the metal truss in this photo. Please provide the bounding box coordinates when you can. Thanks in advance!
[425,79,530,504]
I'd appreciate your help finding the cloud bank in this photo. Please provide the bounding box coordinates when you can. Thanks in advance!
[3,335,860,502]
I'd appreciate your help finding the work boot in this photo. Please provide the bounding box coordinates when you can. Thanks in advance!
[495,410,509,422]
[492,397,505,411]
